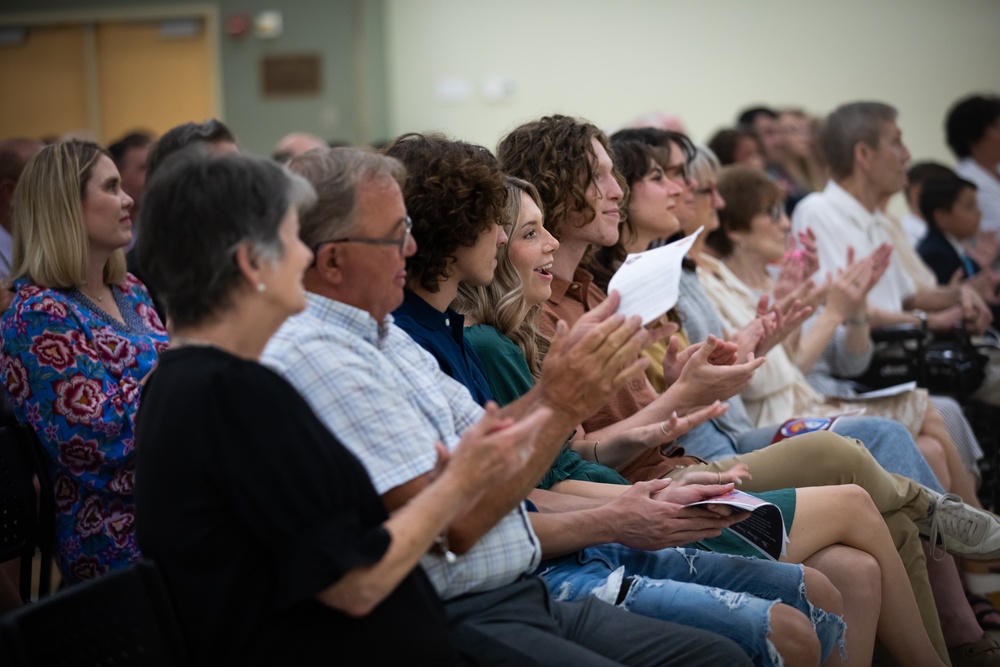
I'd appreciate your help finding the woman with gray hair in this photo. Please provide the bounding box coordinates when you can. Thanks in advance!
[132,149,544,666]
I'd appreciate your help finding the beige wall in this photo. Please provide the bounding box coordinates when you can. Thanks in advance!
[385,0,1000,213]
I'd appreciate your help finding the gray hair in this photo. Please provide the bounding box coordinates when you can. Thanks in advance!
[286,147,406,249]
[139,150,316,328]
[820,102,897,180]
[688,142,721,185]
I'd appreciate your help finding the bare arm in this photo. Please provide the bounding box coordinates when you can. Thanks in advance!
[317,403,550,616]
[388,292,654,554]
[793,246,881,373]
[583,335,765,450]
[572,401,728,469]
[904,284,963,314]
[528,479,745,559]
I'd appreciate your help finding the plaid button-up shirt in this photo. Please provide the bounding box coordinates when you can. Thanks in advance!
[262,292,541,599]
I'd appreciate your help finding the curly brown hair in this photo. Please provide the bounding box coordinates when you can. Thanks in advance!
[497,115,626,242]
[382,132,508,293]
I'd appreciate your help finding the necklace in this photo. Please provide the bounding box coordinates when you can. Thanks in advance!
[78,285,109,302]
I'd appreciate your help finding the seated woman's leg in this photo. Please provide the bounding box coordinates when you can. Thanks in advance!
[923,404,982,510]
[801,545,879,667]
[785,485,947,666]
[917,433,952,491]
[922,542,997,653]
[929,395,984,484]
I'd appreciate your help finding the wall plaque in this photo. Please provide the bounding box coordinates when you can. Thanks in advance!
[262,54,320,96]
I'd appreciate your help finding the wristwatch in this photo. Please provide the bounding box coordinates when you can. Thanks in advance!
[911,309,928,332]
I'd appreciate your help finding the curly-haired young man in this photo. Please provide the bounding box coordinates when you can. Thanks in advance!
[382,132,510,404]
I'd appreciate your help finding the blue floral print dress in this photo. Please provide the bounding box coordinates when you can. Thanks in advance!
[0,274,167,584]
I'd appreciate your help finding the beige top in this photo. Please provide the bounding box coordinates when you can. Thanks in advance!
[881,208,937,289]
[696,252,927,435]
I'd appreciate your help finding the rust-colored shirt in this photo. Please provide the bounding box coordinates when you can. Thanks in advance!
[538,267,659,434]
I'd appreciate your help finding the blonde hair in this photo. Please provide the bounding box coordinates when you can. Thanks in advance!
[8,141,126,290]
[454,176,549,379]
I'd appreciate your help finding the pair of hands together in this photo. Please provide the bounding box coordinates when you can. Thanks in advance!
[605,464,754,550]
[438,290,676,497]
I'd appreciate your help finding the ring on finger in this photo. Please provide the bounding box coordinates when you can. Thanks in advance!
[659,421,670,436]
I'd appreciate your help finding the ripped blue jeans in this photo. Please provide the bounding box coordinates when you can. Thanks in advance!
[537,544,846,667]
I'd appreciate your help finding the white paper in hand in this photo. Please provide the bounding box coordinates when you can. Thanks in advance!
[607,227,703,325]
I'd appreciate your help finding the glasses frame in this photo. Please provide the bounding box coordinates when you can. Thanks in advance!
[663,162,691,186]
[766,203,784,223]
[312,216,413,261]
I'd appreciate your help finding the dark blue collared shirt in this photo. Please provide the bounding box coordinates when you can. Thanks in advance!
[392,289,494,406]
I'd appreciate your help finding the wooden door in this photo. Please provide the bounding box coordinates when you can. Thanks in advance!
[0,25,89,141]
[0,14,217,144]
[95,19,216,142]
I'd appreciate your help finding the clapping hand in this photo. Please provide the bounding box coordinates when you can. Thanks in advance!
[736,293,813,359]
[539,291,650,423]
[448,402,554,493]
[966,231,999,272]
[661,336,739,386]
[825,246,877,322]
[672,335,766,405]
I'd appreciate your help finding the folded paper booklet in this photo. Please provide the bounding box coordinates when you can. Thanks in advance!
[607,227,703,326]
[687,489,788,561]
[851,381,917,399]
[769,407,866,444]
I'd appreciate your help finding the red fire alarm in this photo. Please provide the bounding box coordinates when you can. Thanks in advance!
[225,13,251,38]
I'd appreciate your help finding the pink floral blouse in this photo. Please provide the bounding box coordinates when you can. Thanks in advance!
[0,274,167,584]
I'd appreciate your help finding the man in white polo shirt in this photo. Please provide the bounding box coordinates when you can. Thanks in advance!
[792,101,991,335]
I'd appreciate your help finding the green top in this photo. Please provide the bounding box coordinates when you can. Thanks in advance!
[464,323,797,560]
[465,324,629,487]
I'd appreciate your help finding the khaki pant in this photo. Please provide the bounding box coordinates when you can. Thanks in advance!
[668,430,947,662]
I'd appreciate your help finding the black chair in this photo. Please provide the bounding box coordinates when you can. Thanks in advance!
[21,427,54,600]
[847,324,928,391]
[0,424,42,603]
[841,324,1000,508]
[850,324,994,398]
[0,560,190,666]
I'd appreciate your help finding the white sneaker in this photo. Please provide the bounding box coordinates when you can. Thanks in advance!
[914,487,1000,561]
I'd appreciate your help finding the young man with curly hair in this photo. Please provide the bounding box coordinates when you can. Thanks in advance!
[382,133,509,404]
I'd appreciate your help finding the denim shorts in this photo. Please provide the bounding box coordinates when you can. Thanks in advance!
[537,543,846,667]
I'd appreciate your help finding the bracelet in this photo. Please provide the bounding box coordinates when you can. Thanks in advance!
[844,314,870,326]
[593,440,602,465]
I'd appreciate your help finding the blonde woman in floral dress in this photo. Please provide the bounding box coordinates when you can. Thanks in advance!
[0,141,167,585]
